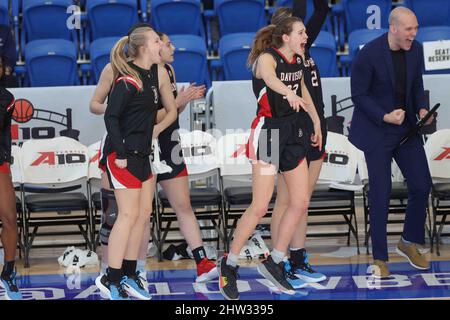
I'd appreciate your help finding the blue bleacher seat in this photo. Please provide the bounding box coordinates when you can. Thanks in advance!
[25,39,78,87]
[219,32,254,80]
[342,0,391,35]
[150,0,204,36]
[348,28,387,60]
[309,31,339,77]
[0,0,8,25]
[416,26,450,74]
[170,34,211,87]
[23,0,75,43]
[215,0,266,35]
[405,0,450,27]
[89,37,120,84]
[87,0,138,41]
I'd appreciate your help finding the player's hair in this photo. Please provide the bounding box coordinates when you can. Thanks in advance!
[271,7,293,25]
[248,16,303,66]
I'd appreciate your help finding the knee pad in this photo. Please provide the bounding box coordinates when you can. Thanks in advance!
[99,188,118,246]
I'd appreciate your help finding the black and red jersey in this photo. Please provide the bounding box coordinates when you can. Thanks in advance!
[252,47,305,119]
[103,62,159,160]
[301,52,324,118]
[158,63,178,110]
[0,87,15,164]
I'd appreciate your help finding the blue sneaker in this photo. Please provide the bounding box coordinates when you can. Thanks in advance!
[0,270,22,300]
[123,273,151,300]
[95,273,130,300]
[283,261,308,289]
[291,255,326,283]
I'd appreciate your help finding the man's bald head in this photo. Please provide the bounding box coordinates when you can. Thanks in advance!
[389,7,417,26]
[388,7,419,51]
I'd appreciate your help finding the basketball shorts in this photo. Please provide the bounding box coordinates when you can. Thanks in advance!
[156,121,187,183]
[104,152,153,190]
[247,112,308,172]
[306,116,328,162]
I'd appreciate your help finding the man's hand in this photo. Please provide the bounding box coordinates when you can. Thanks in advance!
[419,108,433,125]
[383,109,405,125]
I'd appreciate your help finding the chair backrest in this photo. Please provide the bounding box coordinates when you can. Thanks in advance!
[215,0,266,35]
[342,0,391,34]
[424,129,450,179]
[319,132,358,183]
[309,31,339,77]
[348,28,387,60]
[405,0,450,27]
[171,35,211,86]
[89,37,120,84]
[25,39,78,87]
[356,147,407,183]
[151,0,203,36]
[219,32,254,80]
[216,132,252,177]
[10,145,22,186]
[179,129,219,177]
[87,0,138,40]
[87,141,102,181]
[0,0,9,25]
[20,136,89,185]
[23,0,74,42]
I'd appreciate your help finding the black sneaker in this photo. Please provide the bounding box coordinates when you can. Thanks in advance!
[257,255,295,295]
[217,255,239,300]
[95,273,130,300]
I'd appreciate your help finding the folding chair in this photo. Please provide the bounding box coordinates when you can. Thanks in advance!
[10,145,25,258]
[154,130,224,261]
[87,140,103,252]
[424,129,450,255]
[309,132,360,252]
[19,137,90,267]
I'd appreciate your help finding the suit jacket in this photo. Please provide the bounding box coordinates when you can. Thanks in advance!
[348,33,428,153]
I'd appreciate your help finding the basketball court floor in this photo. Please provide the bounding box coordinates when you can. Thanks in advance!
[6,240,450,300]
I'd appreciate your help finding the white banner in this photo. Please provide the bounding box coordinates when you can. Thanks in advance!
[423,40,450,71]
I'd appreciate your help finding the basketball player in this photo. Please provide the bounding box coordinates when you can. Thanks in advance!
[95,26,177,300]
[217,17,322,300]
[0,86,22,300]
[90,31,217,285]
[270,0,329,285]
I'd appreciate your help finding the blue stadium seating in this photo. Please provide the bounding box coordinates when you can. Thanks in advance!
[86,0,138,40]
[22,0,75,43]
[89,37,120,84]
[309,31,339,77]
[170,35,211,87]
[0,0,8,25]
[219,32,254,80]
[347,28,387,60]
[215,0,266,35]
[415,26,450,74]
[342,0,391,35]
[405,0,450,27]
[25,39,79,87]
[151,0,204,36]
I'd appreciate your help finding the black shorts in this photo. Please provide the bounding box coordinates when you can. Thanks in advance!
[247,112,308,172]
[156,120,188,183]
[306,116,328,162]
[104,152,152,189]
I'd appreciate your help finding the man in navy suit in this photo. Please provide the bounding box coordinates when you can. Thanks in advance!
[349,7,433,278]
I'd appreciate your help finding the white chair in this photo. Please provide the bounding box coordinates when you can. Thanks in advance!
[19,137,90,267]
[424,129,450,255]
[155,130,224,260]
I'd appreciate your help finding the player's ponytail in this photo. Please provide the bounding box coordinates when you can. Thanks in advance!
[248,24,276,67]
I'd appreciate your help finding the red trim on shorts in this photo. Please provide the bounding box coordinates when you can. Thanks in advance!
[6,99,15,112]
[175,166,188,178]
[107,152,142,189]
[257,90,272,118]
[0,162,11,174]
[320,151,327,160]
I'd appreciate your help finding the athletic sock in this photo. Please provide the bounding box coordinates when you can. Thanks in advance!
[121,259,137,277]
[270,249,285,264]
[192,246,208,264]
[290,248,306,265]
[226,252,238,268]
[136,259,146,274]
[1,260,15,278]
[107,267,122,285]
